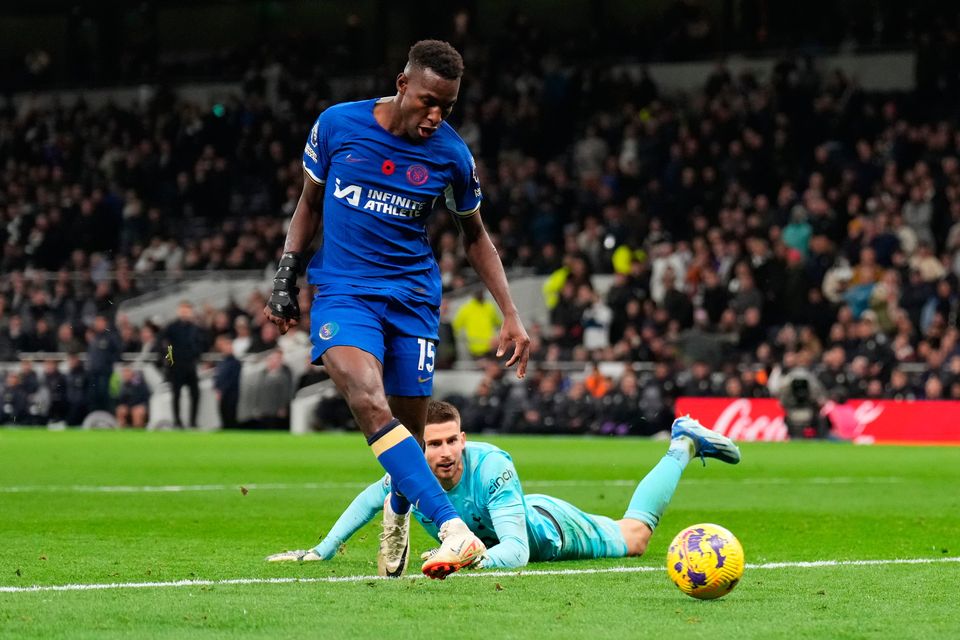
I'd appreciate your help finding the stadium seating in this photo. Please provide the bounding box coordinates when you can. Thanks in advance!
[3,20,960,432]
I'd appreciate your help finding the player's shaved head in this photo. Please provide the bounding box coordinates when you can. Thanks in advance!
[406,40,464,80]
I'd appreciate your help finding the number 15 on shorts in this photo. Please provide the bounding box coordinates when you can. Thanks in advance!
[417,338,435,373]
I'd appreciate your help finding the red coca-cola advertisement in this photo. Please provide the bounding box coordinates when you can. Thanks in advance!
[675,397,960,444]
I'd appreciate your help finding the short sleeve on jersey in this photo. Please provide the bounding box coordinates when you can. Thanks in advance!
[303,113,331,184]
[444,150,482,217]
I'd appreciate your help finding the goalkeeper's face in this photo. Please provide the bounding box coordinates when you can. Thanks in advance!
[424,420,466,488]
[396,66,460,141]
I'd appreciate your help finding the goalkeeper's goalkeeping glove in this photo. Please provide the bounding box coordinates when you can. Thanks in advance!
[421,548,488,569]
[267,252,303,321]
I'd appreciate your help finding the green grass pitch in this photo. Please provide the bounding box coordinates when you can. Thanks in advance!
[1,429,958,639]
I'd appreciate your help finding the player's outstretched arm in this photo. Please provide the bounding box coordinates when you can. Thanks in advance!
[476,458,531,569]
[311,478,389,559]
[263,173,325,335]
[456,212,531,378]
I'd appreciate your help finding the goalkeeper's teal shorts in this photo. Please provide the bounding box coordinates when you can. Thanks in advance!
[526,494,629,561]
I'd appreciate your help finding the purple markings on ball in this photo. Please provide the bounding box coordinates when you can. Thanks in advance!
[687,568,708,587]
[708,534,727,568]
[674,562,683,572]
[685,528,706,555]
[683,529,709,586]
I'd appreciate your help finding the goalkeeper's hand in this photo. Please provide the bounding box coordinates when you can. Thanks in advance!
[263,252,303,335]
[420,548,487,569]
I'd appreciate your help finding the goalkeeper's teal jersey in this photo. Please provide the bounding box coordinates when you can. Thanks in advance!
[314,442,563,568]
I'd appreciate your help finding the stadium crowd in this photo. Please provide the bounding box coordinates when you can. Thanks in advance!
[4,10,960,431]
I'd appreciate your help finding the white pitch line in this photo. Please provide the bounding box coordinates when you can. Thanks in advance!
[0,477,903,494]
[0,482,367,494]
[1,557,957,594]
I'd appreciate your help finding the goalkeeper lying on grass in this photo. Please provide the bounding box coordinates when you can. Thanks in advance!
[267,401,740,575]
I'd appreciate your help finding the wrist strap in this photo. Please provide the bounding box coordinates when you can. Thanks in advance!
[275,252,303,284]
[278,251,303,272]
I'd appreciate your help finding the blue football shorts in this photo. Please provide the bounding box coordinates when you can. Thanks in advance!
[309,286,440,397]
[526,494,629,561]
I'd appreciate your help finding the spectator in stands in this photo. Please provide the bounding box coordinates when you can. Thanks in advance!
[555,380,597,435]
[249,321,280,354]
[436,299,457,370]
[584,362,612,399]
[452,289,502,358]
[232,316,253,357]
[115,367,150,429]
[597,371,645,436]
[64,352,88,425]
[4,23,960,421]
[252,350,293,430]
[676,308,734,368]
[134,324,162,367]
[458,377,504,433]
[549,280,585,349]
[683,360,718,397]
[162,302,205,428]
[209,310,233,341]
[510,372,567,434]
[923,375,944,400]
[818,345,850,395]
[580,285,613,352]
[17,360,39,396]
[1,371,29,424]
[56,323,85,354]
[117,314,142,352]
[213,334,242,429]
[5,316,32,354]
[42,360,68,425]
[33,318,57,353]
[86,314,121,413]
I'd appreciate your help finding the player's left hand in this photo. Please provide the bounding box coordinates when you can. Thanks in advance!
[263,252,303,335]
[497,313,530,379]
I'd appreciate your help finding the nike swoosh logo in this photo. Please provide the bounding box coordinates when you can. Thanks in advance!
[345,153,367,163]
[418,376,432,384]
[385,543,408,577]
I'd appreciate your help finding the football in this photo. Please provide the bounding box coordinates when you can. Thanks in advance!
[666,523,745,600]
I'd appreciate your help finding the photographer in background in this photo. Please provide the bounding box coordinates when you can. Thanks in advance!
[768,350,828,439]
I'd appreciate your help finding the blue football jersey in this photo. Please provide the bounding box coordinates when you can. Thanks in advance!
[302,98,482,306]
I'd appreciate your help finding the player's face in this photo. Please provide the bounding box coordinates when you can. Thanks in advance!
[423,420,466,486]
[396,67,459,141]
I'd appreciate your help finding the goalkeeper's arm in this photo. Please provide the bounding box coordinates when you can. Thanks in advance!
[477,458,531,569]
[313,477,389,559]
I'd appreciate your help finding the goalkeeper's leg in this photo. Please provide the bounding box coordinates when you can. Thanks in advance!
[618,416,740,555]
[615,433,695,556]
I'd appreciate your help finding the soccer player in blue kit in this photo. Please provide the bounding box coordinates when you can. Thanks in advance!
[262,40,530,579]
[267,402,741,570]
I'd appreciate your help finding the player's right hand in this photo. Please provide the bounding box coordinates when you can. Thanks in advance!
[420,549,487,569]
[264,252,303,335]
[497,313,531,379]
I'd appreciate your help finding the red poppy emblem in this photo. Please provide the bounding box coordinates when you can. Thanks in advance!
[382,160,395,175]
[406,164,429,186]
